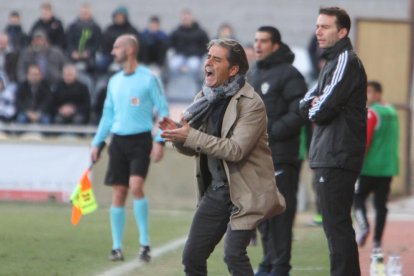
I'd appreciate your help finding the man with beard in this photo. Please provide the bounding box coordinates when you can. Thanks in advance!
[91,34,169,262]
[248,26,307,276]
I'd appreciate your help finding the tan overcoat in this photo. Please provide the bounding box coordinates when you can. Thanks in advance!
[175,83,285,230]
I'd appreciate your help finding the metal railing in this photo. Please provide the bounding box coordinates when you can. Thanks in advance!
[0,123,97,135]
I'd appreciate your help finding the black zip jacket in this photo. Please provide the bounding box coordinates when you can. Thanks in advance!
[248,43,307,165]
[299,37,367,172]
[30,16,66,49]
[170,22,209,57]
[52,80,91,124]
[15,80,52,114]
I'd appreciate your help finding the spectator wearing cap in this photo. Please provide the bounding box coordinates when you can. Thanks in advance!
[29,2,66,50]
[5,11,29,52]
[248,26,307,276]
[17,30,67,89]
[96,5,140,73]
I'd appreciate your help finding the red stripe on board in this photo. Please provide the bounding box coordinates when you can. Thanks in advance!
[0,190,64,202]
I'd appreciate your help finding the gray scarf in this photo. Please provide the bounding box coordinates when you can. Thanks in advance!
[183,74,245,129]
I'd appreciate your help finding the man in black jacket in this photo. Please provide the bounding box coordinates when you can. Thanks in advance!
[15,64,52,124]
[51,64,90,125]
[299,7,367,276]
[248,26,307,276]
[66,4,102,74]
[168,10,209,85]
[29,3,65,50]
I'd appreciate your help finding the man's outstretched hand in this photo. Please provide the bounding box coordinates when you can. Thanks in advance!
[159,117,190,143]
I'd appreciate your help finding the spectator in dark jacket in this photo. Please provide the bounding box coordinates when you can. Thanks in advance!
[66,4,102,74]
[168,9,209,83]
[0,33,19,82]
[29,3,66,50]
[5,11,29,52]
[248,26,307,276]
[140,16,169,71]
[15,64,52,124]
[96,6,140,73]
[51,64,90,125]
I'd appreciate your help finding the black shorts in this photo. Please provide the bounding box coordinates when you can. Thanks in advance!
[105,132,153,186]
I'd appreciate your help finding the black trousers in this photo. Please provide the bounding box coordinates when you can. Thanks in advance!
[182,185,253,276]
[258,163,299,275]
[314,168,360,276]
[354,175,392,246]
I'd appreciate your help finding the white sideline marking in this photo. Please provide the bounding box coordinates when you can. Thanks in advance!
[96,236,187,276]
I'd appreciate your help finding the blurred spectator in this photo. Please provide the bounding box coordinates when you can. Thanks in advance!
[17,30,67,89]
[215,22,236,40]
[51,64,90,125]
[168,9,209,83]
[0,33,19,82]
[0,74,18,122]
[5,11,29,52]
[140,16,169,74]
[307,35,323,80]
[66,4,102,74]
[30,3,66,50]
[96,5,140,73]
[243,43,255,67]
[15,64,52,124]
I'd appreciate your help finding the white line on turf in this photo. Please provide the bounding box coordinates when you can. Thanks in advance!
[96,236,187,276]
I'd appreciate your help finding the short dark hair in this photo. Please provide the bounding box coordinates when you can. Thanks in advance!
[149,15,160,23]
[319,7,351,33]
[367,81,382,93]
[10,11,20,17]
[207,38,249,76]
[257,26,281,44]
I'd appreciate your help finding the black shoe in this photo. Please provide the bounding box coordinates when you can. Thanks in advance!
[108,249,124,261]
[139,245,151,262]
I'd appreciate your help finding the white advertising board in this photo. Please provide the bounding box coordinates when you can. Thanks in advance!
[0,142,90,202]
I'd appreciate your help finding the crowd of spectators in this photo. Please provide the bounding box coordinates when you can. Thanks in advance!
[0,3,242,129]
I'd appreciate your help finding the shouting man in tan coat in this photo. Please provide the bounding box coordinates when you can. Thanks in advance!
[160,38,285,276]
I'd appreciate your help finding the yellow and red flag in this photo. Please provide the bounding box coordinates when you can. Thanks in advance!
[71,169,98,225]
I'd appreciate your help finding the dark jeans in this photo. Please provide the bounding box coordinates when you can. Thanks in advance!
[54,113,87,125]
[16,112,51,124]
[258,163,299,275]
[354,175,391,246]
[182,185,253,276]
[314,168,360,276]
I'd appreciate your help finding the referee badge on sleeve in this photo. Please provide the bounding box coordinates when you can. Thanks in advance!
[131,97,140,106]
